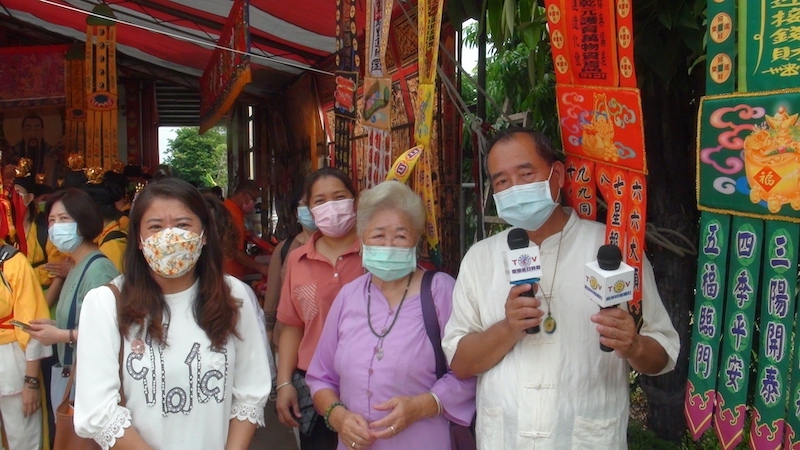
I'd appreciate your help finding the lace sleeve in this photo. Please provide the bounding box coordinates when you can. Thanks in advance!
[93,407,132,450]
[230,402,265,427]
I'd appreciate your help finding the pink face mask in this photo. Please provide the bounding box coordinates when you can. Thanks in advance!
[311,198,356,238]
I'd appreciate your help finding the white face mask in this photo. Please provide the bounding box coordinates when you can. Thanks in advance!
[49,222,83,253]
[140,228,204,278]
[493,165,558,231]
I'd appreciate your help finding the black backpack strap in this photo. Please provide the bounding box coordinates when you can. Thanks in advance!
[280,235,296,265]
[419,270,447,379]
[35,213,49,266]
[101,230,128,245]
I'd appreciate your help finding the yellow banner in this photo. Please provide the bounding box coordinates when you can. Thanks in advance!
[414,83,436,146]
[417,0,444,83]
[386,145,423,183]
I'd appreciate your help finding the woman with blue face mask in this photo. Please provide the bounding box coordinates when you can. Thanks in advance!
[305,181,476,450]
[264,189,317,348]
[26,188,119,413]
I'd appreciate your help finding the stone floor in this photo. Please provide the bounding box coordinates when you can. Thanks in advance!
[248,400,299,450]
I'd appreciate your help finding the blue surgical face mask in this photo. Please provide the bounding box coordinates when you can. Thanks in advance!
[493,165,558,231]
[48,222,83,253]
[297,206,318,231]
[362,245,416,281]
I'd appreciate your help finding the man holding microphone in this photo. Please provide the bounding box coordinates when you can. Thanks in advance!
[443,128,679,449]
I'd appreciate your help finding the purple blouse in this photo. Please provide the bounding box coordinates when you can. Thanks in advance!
[307,271,476,450]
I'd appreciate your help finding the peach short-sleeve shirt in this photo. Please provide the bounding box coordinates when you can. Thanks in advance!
[276,231,363,371]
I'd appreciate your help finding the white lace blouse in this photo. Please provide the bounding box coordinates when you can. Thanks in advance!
[74,275,271,449]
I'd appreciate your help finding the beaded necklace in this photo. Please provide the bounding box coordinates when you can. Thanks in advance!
[367,273,412,360]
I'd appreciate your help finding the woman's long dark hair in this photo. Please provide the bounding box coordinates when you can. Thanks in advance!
[118,178,239,349]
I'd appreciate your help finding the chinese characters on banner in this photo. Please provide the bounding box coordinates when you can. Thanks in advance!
[685,0,800,445]
[544,0,648,327]
[362,0,394,188]
[408,0,444,266]
[740,0,800,92]
[333,0,360,173]
[84,5,119,171]
[199,0,251,134]
[686,213,731,441]
[712,217,762,449]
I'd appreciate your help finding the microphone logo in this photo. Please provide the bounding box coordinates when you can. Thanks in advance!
[613,280,626,293]
[518,254,533,267]
[588,276,601,290]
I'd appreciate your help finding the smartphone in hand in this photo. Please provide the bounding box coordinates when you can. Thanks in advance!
[7,320,31,330]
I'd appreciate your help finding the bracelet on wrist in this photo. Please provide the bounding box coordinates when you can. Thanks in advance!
[24,376,40,389]
[428,391,443,417]
[275,381,292,391]
[324,401,345,432]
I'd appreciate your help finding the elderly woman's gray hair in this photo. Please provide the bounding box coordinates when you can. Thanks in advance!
[356,181,426,237]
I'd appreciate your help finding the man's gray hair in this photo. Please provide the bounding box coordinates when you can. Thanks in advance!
[356,181,426,238]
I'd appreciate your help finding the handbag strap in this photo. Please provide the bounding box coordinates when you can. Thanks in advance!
[420,270,448,380]
[59,283,127,408]
[105,283,127,406]
[63,253,106,366]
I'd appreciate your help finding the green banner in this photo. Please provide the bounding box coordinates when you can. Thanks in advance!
[739,0,800,92]
[713,217,764,449]
[686,211,732,439]
[707,0,736,93]
[750,221,799,448]
[697,90,800,223]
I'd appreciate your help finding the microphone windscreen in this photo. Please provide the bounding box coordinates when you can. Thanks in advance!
[507,228,530,250]
[597,244,622,270]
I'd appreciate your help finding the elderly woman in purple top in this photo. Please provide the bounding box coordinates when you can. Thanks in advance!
[306,181,476,450]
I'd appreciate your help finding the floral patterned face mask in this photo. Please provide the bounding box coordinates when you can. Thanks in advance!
[140,227,204,278]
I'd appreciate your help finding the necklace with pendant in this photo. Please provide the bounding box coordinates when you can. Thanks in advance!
[538,232,563,335]
[367,273,412,360]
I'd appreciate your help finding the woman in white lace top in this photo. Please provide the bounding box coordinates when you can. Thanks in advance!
[73,178,271,450]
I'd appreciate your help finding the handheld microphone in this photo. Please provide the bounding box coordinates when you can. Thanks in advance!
[584,244,635,352]
[507,228,544,334]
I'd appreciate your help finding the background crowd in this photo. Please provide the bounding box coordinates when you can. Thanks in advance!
[0,127,678,450]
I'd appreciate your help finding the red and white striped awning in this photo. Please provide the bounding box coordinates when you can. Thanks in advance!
[1,0,346,93]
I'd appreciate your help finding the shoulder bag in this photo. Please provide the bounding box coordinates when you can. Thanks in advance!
[420,270,477,450]
[54,282,125,450]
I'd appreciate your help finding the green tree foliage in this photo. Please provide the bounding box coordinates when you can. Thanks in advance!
[462,11,559,140]
[162,127,228,188]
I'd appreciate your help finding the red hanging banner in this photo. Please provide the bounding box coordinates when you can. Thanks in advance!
[563,0,619,86]
[199,0,251,133]
[564,155,598,220]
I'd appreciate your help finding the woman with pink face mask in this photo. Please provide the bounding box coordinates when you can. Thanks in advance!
[276,167,362,450]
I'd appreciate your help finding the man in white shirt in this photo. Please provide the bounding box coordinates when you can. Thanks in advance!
[442,128,680,449]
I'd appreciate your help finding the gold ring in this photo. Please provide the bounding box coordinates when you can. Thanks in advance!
[390,425,396,435]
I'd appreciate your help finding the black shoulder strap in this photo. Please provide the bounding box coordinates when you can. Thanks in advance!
[280,235,296,265]
[419,270,448,380]
[101,230,128,245]
[36,213,48,264]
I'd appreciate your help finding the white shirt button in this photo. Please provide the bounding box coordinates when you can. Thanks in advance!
[334,273,339,278]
